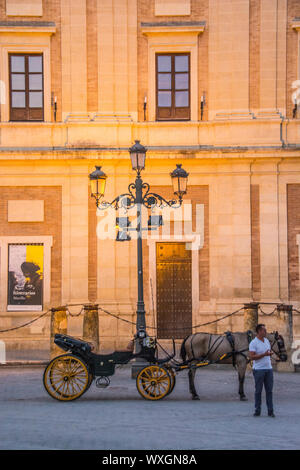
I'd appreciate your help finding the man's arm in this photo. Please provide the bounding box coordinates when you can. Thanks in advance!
[249,350,272,360]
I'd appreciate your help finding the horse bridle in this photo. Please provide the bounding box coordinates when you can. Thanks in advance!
[270,331,287,362]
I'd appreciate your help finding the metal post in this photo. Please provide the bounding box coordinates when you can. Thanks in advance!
[50,306,67,359]
[135,174,146,332]
[132,174,147,378]
[83,304,99,352]
[243,302,259,332]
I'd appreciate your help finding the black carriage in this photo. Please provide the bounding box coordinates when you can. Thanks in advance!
[43,332,176,401]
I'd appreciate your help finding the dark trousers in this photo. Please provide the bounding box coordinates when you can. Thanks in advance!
[253,369,274,413]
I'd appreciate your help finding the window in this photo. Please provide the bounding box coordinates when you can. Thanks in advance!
[9,53,44,121]
[156,53,190,121]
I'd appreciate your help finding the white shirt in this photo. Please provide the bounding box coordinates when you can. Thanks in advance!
[249,337,272,370]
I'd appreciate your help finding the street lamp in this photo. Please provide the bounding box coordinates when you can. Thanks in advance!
[170,163,188,199]
[89,141,188,366]
[129,140,146,173]
[89,166,107,206]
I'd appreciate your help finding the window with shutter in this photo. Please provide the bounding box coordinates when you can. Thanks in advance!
[9,53,44,121]
[156,53,190,121]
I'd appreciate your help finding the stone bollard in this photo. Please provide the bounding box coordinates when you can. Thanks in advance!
[83,304,99,352]
[243,302,259,333]
[276,304,294,372]
[50,306,67,359]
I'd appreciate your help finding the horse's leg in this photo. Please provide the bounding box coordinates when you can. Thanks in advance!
[188,365,200,400]
[237,360,248,401]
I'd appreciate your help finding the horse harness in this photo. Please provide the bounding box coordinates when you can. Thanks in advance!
[190,330,254,367]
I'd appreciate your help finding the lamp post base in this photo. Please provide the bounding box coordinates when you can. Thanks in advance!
[131,335,148,378]
[131,359,148,379]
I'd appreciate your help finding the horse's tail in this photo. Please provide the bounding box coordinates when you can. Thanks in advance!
[180,335,191,362]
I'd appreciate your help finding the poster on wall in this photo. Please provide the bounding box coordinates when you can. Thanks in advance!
[7,243,44,311]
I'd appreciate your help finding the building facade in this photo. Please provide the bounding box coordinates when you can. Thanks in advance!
[0,0,300,354]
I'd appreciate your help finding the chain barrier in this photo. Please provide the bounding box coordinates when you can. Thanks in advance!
[0,301,287,335]
[99,306,246,332]
[0,309,51,333]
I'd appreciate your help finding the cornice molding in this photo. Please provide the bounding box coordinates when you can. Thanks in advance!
[141,21,206,35]
[0,21,56,34]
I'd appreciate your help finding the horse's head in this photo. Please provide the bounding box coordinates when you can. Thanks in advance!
[267,331,288,362]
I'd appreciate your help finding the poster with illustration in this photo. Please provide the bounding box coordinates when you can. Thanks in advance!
[7,244,44,311]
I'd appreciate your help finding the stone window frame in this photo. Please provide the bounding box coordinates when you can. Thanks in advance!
[146,198,205,317]
[0,236,53,313]
[141,23,205,122]
[147,235,200,319]
[0,23,56,122]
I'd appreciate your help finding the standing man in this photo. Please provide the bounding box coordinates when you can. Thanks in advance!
[249,324,275,417]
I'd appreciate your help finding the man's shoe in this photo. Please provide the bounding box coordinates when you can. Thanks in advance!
[268,412,275,417]
[253,411,260,417]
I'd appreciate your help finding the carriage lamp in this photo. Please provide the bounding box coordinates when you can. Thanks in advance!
[89,166,107,206]
[129,140,147,173]
[137,328,146,339]
[170,164,189,201]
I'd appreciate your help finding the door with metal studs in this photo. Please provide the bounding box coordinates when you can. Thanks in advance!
[156,242,192,339]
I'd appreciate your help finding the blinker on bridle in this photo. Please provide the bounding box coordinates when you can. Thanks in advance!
[271,331,288,362]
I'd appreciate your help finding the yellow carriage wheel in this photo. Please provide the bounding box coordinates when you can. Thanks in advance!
[43,354,90,401]
[165,366,176,396]
[136,365,171,401]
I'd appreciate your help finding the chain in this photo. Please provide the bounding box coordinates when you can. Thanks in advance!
[163,307,245,333]
[258,305,277,316]
[0,309,51,333]
[97,306,138,327]
[66,307,84,317]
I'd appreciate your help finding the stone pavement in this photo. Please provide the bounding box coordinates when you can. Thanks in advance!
[0,365,299,450]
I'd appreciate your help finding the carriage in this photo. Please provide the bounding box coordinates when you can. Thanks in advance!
[43,330,177,401]
[43,328,287,402]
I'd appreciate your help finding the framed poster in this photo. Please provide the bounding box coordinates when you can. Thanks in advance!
[7,243,44,311]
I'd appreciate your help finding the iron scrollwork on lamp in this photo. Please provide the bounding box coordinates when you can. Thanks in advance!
[89,140,189,365]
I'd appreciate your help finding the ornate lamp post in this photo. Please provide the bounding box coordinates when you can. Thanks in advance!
[89,141,188,364]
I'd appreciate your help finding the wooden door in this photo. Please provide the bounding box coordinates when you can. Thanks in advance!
[156,242,192,339]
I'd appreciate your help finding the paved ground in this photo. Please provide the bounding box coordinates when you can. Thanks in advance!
[0,364,299,450]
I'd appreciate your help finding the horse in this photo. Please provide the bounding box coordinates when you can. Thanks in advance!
[179,330,288,401]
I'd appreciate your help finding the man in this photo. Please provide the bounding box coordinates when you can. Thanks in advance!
[249,324,275,417]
